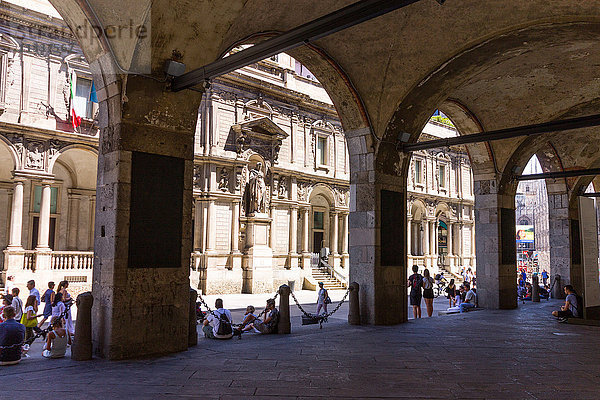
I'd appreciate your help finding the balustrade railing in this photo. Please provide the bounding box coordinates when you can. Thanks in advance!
[51,251,94,270]
[23,251,36,271]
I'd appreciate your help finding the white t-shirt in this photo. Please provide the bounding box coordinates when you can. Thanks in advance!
[465,290,477,305]
[5,281,15,295]
[24,305,35,321]
[205,308,233,338]
[317,288,328,304]
[29,288,41,305]
[11,297,23,320]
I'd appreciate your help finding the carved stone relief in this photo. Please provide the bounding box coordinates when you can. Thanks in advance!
[218,167,230,192]
[25,142,44,170]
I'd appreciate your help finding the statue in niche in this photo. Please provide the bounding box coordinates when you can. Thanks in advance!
[278,176,287,198]
[26,143,44,170]
[218,167,229,192]
[247,162,266,215]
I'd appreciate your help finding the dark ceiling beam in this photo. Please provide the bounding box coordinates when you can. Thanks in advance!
[400,113,600,152]
[515,168,600,182]
[581,193,600,197]
[171,0,430,92]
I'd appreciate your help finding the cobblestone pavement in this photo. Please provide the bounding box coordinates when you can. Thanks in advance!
[2,299,599,399]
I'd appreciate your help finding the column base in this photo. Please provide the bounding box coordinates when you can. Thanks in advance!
[242,245,274,294]
[287,253,299,269]
[301,252,312,269]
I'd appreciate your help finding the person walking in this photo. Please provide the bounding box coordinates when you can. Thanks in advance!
[422,269,435,317]
[10,288,23,322]
[20,295,38,342]
[408,265,423,319]
[4,276,15,296]
[445,278,457,307]
[316,282,329,316]
[26,280,40,306]
[38,282,55,328]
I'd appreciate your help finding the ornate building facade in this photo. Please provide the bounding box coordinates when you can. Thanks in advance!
[0,0,474,295]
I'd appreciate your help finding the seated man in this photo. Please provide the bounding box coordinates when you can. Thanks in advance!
[242,298,279,334]
[0,306,25,366]
[202,299,233,340]
[459,283,477,313]
[552,285,580,321]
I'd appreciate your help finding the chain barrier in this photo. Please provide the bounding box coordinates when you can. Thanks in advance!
[290,287,350,329]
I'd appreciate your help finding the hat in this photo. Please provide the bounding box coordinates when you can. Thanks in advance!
[318,282,324,286]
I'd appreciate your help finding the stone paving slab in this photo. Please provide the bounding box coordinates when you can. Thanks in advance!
[2,300,600,399]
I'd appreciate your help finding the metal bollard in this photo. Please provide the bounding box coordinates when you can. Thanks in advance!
[71,292,93,361]
[532,274,540,302]
[348,282,360,325]
[278,284,291,334]
[189,288,198,347]
[552,274,563,299]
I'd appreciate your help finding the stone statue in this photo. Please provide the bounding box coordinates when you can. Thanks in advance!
[218,167,229,191]
[247,162,266,215]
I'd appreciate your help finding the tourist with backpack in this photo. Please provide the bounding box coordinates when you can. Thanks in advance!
[408,265,423,319]
[202,298,233,339]
[552,285,582,322]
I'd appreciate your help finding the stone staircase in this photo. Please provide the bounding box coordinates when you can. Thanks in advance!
[439,265,463,283]
[311,267,346,290]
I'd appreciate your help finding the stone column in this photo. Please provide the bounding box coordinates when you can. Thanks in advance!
[470,222,476,266]
[7,180,24,248]
[67,193,80,250]
[474,178,516,310]
[231,200,240,253]
[91,74,202,360]
[548,191,570,296]
[88,196,96,251]
[269,205,276,250]
[301,207,310,253]
[36,182,52,249]
[407,217,412,256]
[205,199,216,252]
[423,220,430,262]
[458,222,464,266]
[330,211,339,255]
[193,199,204,251]
[289,206,298,255]
[341,212,349,255]
[447,222,454,256]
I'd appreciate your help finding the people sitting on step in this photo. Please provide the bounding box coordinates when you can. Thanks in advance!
[202,298,233,340]
[241,298,279,334]
[459,283,477,313]
[238,305,259,332]
[42,317,70,359]
[0,306,25,366]
[552,285,581,322]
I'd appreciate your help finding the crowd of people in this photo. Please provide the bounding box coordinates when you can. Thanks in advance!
[0,278,74,365]
[408,265,478,318]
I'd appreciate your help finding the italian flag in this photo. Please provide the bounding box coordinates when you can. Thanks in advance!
[69,71,81,130]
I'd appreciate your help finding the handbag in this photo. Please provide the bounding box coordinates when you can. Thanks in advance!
[20,311,38,328]
[325,296,332,305]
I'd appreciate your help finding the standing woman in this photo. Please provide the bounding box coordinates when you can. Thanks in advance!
[37,281,55,328]
[422,269,435,317]
[21,295,38,341]
[51,292,66,327]
[445,278,456,308]
[57,281,74,336]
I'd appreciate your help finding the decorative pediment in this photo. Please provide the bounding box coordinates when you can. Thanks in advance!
[232,117,288,163]
[0,33,19,50]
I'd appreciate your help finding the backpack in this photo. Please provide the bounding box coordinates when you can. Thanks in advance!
[410,274,422,290]
[216,311,232,336]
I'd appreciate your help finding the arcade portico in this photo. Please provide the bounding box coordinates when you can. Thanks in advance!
[14,0,600,360]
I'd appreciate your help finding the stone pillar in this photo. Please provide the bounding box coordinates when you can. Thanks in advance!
[330,211,339,255]
[36,182,52,249]
[277,284,291,334]
[89,196,96,250]
[407,217,412,256]
[548,192,570,295]
[471,222,476,266]
[447,222,454,256]
[341,212,349,255]
[423,220,429,265]
[91,74,202,360]
[289,206,298,255]
[193,199,204,251]
[458,223,464,266]
[7,180,24,248]
[72,292,93,361]
[188,288,198,346]
[474,178,516,310]
[301,207,310,253]
[231,200,241,253]
[67,193,80,250]
[269,205,276,250]
[205,199,216,252]
[348,282,360,325]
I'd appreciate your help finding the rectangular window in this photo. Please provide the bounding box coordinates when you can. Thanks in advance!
[33,186,58,214]
[317,136,327,165]
[439,165,446,188]
[74,76,94,119]
[313,211,324,230]
[414,160,422,184]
